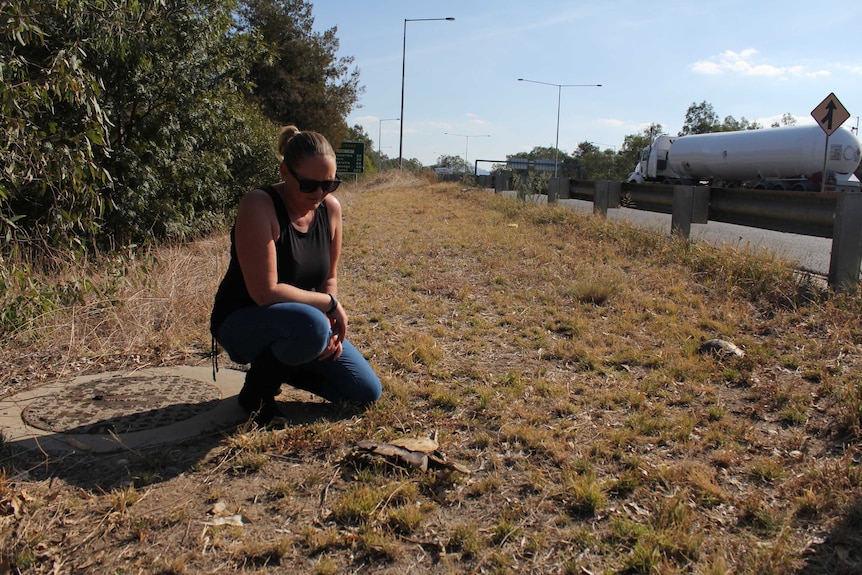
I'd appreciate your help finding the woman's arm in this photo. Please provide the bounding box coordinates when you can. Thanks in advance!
[318,194,343,296]
[319,195,347,354]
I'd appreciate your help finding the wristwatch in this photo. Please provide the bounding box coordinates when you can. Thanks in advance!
[326,293,339,315]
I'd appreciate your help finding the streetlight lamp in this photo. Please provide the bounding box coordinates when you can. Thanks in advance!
[399,17,455,170]
[444,132,490,175]
[518,78,601,177]
[378,117,400,170]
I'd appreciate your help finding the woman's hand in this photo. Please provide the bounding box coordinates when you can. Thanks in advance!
[318,301,346,361]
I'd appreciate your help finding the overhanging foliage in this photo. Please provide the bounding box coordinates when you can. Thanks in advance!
[0,0,360,257]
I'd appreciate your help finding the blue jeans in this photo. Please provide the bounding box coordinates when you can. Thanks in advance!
[215,302,382,404]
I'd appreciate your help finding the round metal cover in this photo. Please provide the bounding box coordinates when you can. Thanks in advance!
[21,374,222,435]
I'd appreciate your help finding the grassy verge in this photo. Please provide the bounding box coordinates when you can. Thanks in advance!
[2,173,862,574]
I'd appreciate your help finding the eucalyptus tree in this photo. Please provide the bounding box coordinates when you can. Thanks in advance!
[236,0,363,147]
[95,0,274,244]
[679,101,720,136]
[1,0,276,253]
[1,0,113,251]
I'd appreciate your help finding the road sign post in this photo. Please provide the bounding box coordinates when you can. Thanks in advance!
[811,93,851,192]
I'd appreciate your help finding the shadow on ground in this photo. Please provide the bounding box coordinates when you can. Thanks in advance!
[798,493,862,575]
[0,396,354,492]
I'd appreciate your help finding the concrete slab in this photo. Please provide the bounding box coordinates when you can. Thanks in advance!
[0,366,248,455]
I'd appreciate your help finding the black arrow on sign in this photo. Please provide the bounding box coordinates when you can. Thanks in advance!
[821,100,837,130]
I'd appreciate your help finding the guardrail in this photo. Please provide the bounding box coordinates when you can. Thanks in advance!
[477,174,862,291]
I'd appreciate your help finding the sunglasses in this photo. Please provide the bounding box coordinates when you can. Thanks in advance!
[285,164,341,194]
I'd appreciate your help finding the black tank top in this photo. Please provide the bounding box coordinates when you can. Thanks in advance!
[210,185,331,335]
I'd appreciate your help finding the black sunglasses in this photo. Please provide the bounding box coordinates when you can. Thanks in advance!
[285,164,341,194]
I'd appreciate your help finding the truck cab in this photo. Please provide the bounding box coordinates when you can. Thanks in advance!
[627,135,678,183]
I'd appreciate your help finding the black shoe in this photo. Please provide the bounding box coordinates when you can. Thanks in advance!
[247,348,287,397]
[237,385,283,425]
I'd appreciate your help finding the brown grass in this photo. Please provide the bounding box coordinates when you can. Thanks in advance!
[2,172,862,574]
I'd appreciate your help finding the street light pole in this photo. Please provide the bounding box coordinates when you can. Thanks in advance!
[444,132,490,175]
[517,78,601,177]
[378,117,400,170]
[399,17,455,170]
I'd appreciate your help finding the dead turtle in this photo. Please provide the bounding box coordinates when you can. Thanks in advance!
[698,338,745,358]
[353,435,470,474]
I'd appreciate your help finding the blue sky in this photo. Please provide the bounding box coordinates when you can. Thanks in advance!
[309,0,862,168]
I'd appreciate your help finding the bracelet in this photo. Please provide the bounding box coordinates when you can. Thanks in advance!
[326,293,339,315]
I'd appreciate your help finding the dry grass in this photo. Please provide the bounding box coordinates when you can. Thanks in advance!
[2,171,862,573]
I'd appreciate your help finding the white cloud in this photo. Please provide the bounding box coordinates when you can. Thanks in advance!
[599,118,626,128]
[354,114,381,124]
[691,49,830,78]
[836,63,862,75]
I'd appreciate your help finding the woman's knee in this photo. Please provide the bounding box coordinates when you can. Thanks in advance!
[267,303,331,363]
[354,374,382,404]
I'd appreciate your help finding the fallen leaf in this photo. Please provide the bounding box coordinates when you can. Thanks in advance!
[202,514,244,527]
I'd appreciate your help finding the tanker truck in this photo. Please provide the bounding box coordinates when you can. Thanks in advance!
[626,124,862,191]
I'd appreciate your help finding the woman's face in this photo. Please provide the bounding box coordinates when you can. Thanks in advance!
[280,154,338,209]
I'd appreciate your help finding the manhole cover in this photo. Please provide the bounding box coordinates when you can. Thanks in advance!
[21,374,222,434]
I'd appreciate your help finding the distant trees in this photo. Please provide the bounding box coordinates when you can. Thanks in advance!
[573,142,621,181]
[772,113,798,128]
[504,147,580,176]
[435,155,470,174]
[679,101,763,136]
[508,146,575,165]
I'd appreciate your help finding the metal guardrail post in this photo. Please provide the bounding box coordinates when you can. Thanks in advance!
[671,186,694,238]
[593,181,620,216]
[548,177,569,203]
[828,191,862,291]
[671,186,707,238]
[494,173,508,193]
[594,181,609,216]
[608,181,621,210]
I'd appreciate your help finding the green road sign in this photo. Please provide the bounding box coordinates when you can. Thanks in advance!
[336,142,365,174]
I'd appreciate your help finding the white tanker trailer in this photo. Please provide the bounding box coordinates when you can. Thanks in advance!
[627,124,862,191]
